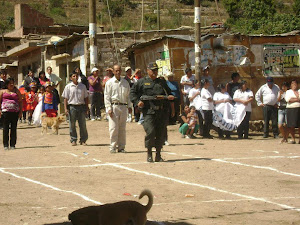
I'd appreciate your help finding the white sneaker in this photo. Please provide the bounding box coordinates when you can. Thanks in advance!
[91,118,96,121]
[164,141,170,146]
[96,117,101,121]
[185,135,191,139]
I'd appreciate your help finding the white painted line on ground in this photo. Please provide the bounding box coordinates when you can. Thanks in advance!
[93,159,102,162]
[0,169,102,205]
[60,152,78,157]
[182,154,194,157]
[106,163,300,212]
[153,196,300,206]
[165,152,177,155]
[213,159,300,177]
[221,156,300,160]
[1,164,105,170]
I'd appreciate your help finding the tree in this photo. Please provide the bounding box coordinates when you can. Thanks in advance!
[223,0,300,34]
[294,0,300,16]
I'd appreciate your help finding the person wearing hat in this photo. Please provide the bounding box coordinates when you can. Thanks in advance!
[180,68,195,106]
[255,76,280,138]
[102,68,114,88]
[25,82,38,125]
[88,67,103,121]
[104,64,132,153]
[130,62,175,162]
[200,65,215,95]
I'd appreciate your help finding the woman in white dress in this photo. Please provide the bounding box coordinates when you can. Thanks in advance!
[32,86,45,126]
[213,84,232,139]
[233,81,254,139]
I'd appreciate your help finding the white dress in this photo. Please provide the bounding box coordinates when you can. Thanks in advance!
[32,93,43,126]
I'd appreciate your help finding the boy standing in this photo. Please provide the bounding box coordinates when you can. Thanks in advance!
[62,73,89,146]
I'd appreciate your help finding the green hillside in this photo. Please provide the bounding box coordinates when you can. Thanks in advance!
[0,0,298,34]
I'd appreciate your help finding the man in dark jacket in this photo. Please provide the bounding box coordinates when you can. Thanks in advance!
[130,62,174,162]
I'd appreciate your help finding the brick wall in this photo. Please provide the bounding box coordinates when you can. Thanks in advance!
[15,4,54,30]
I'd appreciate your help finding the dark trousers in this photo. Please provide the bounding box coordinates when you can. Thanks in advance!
[237,111,251,138]
[143,110,167,150]
[196,110,204,136]
[263,105,278,136]
[134,106,140,122]
[89,92,103,119]
[169,98,180,125]
[2,112,19,147]
[203,110,213,137]
[218,128,231,138]
[69,105,88,143]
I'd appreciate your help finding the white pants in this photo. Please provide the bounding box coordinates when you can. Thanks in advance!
[108,105,127,151]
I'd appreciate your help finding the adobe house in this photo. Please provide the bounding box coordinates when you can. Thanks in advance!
[124,31,300,120]
[6,33,88,114]
[5,4,88,38]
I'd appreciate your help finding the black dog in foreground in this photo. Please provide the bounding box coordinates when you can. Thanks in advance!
[68,189,153,225]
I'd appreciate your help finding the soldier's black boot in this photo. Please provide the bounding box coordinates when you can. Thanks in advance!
[155,148,164,162]
[147,148,153,162]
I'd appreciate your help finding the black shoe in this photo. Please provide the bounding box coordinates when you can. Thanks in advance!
[274,135,279,139]
[155,155,164,162]
[118,149,126,153]
[263,135,269,138]
[147,156,153,162]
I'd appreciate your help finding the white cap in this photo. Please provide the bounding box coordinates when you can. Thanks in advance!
[125,66,131,72]
[166,71,174,77]
[91,67,99,73]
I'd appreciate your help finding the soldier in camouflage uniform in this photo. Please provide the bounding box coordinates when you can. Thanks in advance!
[130,62,174,162]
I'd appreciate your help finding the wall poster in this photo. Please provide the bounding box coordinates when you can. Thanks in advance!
[263,45,300,76]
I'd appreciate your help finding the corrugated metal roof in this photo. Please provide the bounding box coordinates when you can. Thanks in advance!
[124,34,214,52]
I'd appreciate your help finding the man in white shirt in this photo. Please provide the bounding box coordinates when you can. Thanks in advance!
[46,66,62,87]
[180,68,195,106]
[255,77,280,138]
[62,72,89,146]
[104,64,132,153]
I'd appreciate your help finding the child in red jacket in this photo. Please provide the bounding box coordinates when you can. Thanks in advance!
[25,82,38,125]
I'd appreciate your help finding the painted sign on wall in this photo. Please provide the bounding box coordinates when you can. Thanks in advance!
[263,45,300,76]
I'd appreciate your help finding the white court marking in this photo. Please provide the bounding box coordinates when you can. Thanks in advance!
[212,159,300,177]
[0,169,102,205]
[107,163,300,212]
[60,152,78,157]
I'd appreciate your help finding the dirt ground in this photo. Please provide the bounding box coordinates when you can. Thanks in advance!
[0,119,299,225]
